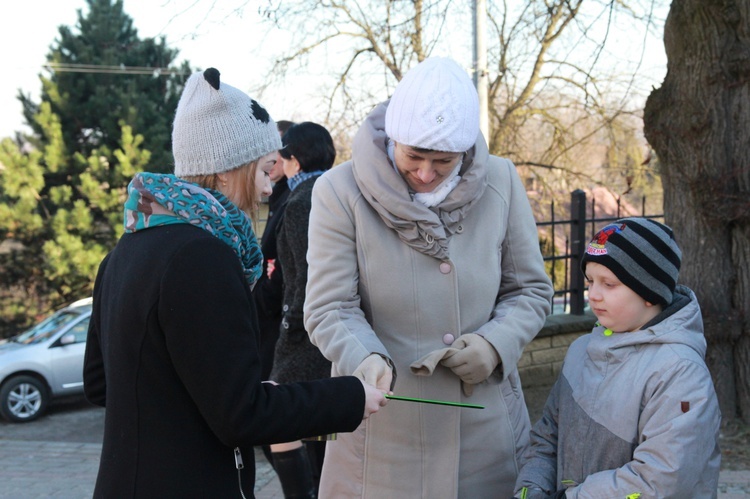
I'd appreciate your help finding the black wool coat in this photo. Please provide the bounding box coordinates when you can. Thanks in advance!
[271,176,332,384]
[84,223,363,498]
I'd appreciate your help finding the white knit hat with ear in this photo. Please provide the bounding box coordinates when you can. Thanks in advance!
[385,57,480,153]
[172,68,282,176]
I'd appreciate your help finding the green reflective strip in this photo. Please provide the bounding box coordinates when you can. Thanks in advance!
[519,487,528,499]
[561,479,576,486]
[626,494,642,499]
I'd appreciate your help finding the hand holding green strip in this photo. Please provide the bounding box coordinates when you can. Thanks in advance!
[385,394,484,409]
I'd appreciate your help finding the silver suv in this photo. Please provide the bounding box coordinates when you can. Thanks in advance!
[0,298,92,422]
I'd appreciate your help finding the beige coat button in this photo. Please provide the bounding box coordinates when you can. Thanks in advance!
[439,262,451,274]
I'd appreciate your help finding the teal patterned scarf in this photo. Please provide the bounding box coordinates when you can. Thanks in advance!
[124,173,263,289]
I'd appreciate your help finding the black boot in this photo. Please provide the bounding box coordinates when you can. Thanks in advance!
[271,447,316,498]
[304,441,326,495]
[261,445,275,471]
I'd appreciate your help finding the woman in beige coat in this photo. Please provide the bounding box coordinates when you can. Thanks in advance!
[304,57,553,498]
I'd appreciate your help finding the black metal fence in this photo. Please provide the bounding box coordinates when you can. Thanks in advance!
[260,189,661,316]
[537,189,663,315]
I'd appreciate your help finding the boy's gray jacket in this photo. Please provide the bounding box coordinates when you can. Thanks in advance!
[304,102,553,497]
[515,286,721,498]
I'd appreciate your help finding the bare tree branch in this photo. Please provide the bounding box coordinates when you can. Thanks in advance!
[246,0,667,206]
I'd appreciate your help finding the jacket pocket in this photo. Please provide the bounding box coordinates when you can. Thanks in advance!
[501,369,522,399]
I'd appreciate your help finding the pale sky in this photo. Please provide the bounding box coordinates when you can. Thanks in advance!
[1,1,669,141]
[1,0,287,139]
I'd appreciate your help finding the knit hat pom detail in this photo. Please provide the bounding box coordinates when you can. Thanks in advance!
[203,67,221,90]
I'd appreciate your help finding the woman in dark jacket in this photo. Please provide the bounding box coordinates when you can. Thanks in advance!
[253,120,295,382]
[83,70,386,499]
[268,122,337,498]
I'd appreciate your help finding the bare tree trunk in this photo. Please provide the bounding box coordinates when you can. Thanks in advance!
[643,0,750,422]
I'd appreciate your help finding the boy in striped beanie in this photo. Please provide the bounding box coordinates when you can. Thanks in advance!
[580,217,681,330]
[514,218,721,498]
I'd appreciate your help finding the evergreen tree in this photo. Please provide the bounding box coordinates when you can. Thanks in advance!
[0,112,150,336]
[19,0,190,173]
[1,0,183,335]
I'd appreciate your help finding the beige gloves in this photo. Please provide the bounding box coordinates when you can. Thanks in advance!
[353,354,395,392]
[411,333,500,396]
[440,333,501,385]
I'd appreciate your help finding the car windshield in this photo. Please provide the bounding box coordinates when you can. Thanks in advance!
[13,310,83,345]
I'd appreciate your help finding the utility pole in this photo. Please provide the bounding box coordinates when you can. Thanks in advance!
[473,0,489,142]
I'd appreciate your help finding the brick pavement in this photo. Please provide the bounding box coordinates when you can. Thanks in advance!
[0,439,747,498]
[0,440,283,499]
[0,440,101,499]
[254,448,283,499]
[0,391,746,499]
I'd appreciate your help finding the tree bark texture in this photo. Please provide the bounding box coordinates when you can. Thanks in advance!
[644,0,750,422]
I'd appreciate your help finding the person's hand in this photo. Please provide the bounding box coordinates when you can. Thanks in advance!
[353,354,393,392]
[359,378,388,420]
[440,333,500,385]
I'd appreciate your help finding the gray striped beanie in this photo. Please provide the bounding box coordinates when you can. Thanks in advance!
[581,218,682,307]
[172,68,282,176]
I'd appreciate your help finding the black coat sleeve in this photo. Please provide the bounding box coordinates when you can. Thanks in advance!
[83,254,110,407]
[158,236,364,447]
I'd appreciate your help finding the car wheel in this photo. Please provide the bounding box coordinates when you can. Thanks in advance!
[0,375,49,423]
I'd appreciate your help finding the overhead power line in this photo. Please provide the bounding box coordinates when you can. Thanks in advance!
[43,62,188,76]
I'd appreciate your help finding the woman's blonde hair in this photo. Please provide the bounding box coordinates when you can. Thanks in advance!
[181,159,261,222]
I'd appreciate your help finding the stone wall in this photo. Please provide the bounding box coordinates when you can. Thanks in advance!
[518,312,597,388]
